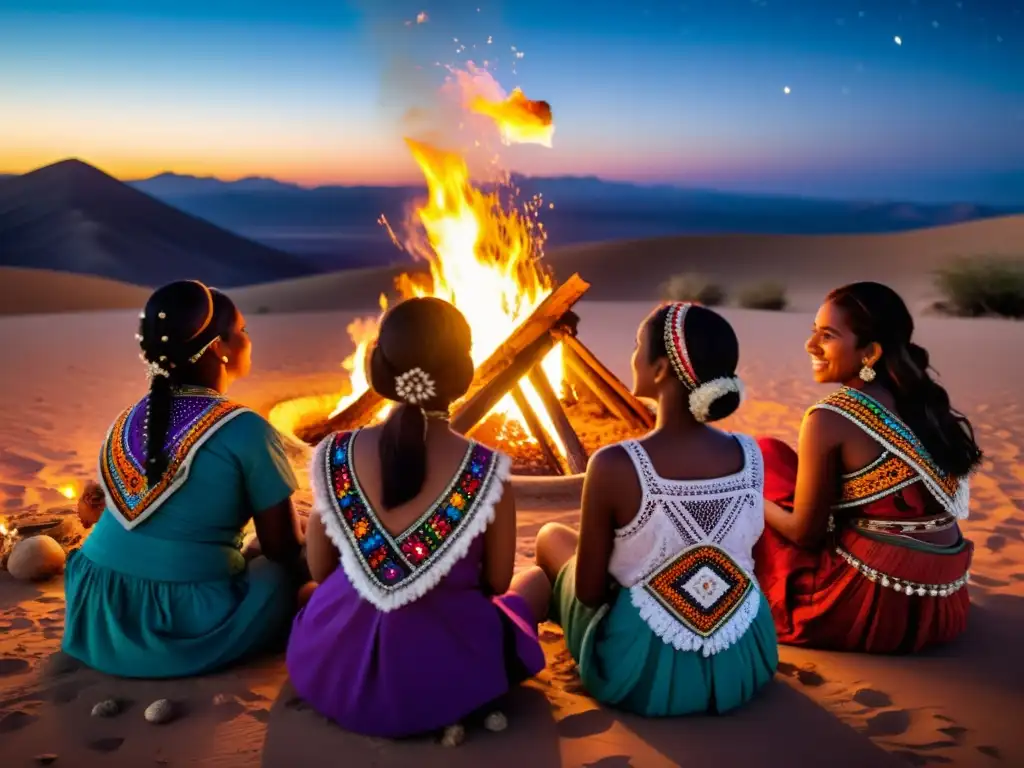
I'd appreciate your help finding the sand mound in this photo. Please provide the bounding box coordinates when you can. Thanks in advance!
[0,267,149,316]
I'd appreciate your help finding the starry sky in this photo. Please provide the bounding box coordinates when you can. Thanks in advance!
[1,0,1021,201]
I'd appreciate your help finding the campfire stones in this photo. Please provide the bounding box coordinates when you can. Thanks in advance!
[440,723,466,747]
[7,536,65,581]
[484,711,508,732]
[90,699,121,718]
[144,699,175,724]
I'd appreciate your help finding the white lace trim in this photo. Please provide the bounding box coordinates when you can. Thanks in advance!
[311,433,512,613]
[629,579,761,658]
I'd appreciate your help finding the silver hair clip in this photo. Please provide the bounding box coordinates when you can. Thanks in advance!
[188,337,218,364]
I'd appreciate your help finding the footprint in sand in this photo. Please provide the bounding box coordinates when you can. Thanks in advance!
[0,657,30,677]
[0,710,38,733]
[776,660,826,687]
[861,709,912,738]
[87,737,125,753]
[852,688,894,708]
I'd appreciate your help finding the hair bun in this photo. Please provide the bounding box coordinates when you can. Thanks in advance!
[688,376,745,423]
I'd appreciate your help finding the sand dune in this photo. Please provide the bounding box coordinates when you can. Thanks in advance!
[229,214,1024,315]
[0,267,150,316]
[2,214,1021,318]
[1,304,1023,767]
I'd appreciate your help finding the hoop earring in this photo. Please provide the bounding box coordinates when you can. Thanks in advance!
[859,362,876,382]
[220,355,229,364]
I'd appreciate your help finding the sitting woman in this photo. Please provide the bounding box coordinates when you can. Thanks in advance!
[754,282,980,653]
[64,280,306,678]
[287,297,548,740]
[535,302,778,716]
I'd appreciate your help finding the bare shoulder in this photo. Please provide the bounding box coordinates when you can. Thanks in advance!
[801,406,852,446]
[587,443,641,489]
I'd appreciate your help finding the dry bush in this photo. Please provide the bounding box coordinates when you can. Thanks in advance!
[934,257,1024,318]
[660,273,726,306]
[738,280,788,311]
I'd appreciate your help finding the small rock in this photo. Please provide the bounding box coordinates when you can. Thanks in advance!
[440,722,465,747]
[144,699,175,724]
[91,699,120,718]
[34,754,59,765]
[7,536,66,581]
[484,711,507,732]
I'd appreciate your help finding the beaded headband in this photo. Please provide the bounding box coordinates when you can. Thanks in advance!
[663,302,699,390]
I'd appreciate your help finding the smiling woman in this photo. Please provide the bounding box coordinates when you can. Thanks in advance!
[753,281,982,654]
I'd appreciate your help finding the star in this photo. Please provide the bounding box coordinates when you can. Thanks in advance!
[783,86,791,95]
[894,35,903,46]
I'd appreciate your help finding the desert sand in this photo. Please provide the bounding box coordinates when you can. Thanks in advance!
[3,214,1023,317]
[1,296,1022,767]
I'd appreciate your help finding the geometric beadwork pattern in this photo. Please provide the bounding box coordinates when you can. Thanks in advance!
[100,392,245,525]
[837,452,920,508]
[643,543,753,638]
[324,430,501,592]
[814,387,961,508]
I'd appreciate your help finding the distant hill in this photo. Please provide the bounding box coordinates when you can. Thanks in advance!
[0,160,319,287]
[123,171,1024,269]
[0,266,149,316]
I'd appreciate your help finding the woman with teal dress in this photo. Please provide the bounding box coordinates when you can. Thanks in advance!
[535,302,778,715]
[64,280,307,678]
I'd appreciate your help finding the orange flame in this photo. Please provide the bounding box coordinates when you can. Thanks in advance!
[469,88,554,147]
[333,73,565,453]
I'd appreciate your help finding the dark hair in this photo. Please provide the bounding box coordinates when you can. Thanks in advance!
[646,303,742,422]
[138,280,238,486]
[368,297,475,509]
[827,281,982,477]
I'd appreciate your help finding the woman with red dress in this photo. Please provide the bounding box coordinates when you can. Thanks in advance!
[754,282,981,653]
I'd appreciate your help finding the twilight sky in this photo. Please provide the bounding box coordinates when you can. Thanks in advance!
[1,0,1022,201]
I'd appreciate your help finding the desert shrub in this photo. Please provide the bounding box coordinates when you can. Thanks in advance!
[934,257,1024,318]
[738,280,788,311]
[660,273,726,306]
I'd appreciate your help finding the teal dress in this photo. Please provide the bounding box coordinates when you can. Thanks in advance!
[550,437,779,716]
[63,393,299,679]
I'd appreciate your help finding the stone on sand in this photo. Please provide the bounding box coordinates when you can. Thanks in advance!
[144,699,175,724]
[6,536,65,581]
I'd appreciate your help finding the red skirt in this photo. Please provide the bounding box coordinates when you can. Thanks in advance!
[753,437,972,653]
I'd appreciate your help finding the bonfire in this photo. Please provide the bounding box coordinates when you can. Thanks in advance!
[321,67,652,474]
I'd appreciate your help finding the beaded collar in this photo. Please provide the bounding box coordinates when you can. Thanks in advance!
[811,387,969,520]
[313,429,510,612]
[99,391,248,530]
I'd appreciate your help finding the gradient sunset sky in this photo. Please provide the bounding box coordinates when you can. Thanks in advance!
[1,0,1021,200]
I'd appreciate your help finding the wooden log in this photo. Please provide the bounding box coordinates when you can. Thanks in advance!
[511,386,566,475]
[302,389,387,443]
[526,367,589,474]
[451,331,557,434]
[562,335,655,430]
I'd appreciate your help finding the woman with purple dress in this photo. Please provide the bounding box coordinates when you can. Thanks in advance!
[287,297,549,741]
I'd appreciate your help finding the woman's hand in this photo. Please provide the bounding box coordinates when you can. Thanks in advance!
[77,481,105,528]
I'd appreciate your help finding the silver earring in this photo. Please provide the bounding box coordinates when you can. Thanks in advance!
[859,361,876,382]
[221,355,229,364]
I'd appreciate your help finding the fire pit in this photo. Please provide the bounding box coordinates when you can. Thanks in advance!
[268,67,654,499]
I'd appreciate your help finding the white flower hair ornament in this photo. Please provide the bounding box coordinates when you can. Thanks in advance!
[688,376,745,423]
[139,353,171,381]
[394,367,436,405]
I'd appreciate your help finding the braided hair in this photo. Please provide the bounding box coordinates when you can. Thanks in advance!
[136,280,239,486]
[368,297,475,510]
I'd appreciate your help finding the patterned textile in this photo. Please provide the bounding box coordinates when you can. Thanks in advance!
[316,430,507,611]
[642,544,754,638]
[812,387,969,519]
[99,390,247,529]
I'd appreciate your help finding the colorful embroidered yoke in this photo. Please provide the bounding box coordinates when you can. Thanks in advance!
[611,436,766,657]
[99,390,249,530]
[312,430,511,612]
[811,387,970,520]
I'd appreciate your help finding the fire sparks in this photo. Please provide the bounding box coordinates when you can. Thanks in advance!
[332,67,567,454]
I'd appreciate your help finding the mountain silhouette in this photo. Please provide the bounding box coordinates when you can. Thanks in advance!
[0,159,317,287]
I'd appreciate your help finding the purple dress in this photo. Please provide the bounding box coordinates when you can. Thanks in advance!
[286,430,545,738]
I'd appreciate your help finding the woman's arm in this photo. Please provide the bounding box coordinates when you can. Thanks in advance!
[765,410,841,548]
[304,510,340,584]
[482,480,516,595]
[574,447,632,608]
[252,498,305,563]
